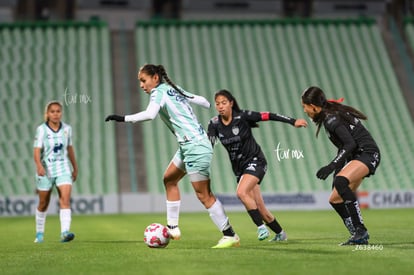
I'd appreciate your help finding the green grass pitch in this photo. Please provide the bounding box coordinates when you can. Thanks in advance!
[1,209,413,275]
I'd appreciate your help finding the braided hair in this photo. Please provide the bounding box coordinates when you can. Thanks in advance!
[215,89,259,128]
[301,86,367,137]
[139,64,193,98]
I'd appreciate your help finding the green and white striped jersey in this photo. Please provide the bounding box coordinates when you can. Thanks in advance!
[125,83,210,143]
[33,122,73,177]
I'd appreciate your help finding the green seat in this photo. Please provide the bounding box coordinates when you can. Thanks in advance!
[135,19,414,194]
[0,22,117,196]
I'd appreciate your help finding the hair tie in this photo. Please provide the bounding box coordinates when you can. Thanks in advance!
[327,97,344,103]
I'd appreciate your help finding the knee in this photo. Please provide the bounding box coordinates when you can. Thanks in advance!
[163,174,171,185]
[236,189,249,203]
[236,189,243,200]
[334,176,356,202]
[37,197,50,211]
[163,175,178,188]
[59,197,71,208]
[37,203,48,212]
[163,170,183,186]
[328,194,342,204]
[195,191,214,206]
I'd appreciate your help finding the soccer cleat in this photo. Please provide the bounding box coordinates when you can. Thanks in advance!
[167,225,181,240]
[340,227,369,246]
[269,230,288,242]
[257,226,270,241]
[34,232,44,243]
[61,231,75,243]
[212,234,240,248]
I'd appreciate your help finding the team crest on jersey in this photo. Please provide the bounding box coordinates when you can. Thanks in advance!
[232,126,239,135]
[246,162,257,171]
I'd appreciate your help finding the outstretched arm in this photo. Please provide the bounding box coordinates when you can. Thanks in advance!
[293,118,308,128]
[125,101,160,122]
[105,101,160,123]
[259,112,307,127]
[188,94,210,109]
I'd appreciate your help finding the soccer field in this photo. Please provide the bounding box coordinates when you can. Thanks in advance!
[1,209,412,275]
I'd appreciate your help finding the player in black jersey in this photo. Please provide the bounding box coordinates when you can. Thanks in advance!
[301,86,381,245]
[208,89,307,241]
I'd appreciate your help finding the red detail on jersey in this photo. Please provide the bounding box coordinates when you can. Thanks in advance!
[327,97,344,103]
[261,112,270,121]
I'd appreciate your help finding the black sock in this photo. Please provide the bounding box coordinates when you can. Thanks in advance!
[345,201,367,231]
[330,202,355,234]
[222,226,235,237]
[266,219,283,234]
[334,176,367,232]
[247,209,264,227]
[330,202,349,219]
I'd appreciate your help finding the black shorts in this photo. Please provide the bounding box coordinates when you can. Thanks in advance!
[354,150,381,177]
[236,158,267,184]
[335,150,380,178]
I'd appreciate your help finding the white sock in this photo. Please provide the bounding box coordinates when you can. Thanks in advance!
[60,209,72,233]
[166,200,180,227]
[207,199,230,231]
[35,209,47,233]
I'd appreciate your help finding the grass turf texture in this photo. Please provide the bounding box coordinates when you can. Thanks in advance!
[1,209,412,275]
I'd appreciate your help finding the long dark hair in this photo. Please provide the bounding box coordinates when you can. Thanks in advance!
[214,89,258,128]
[301,86,367,137]
[139,64,193,98]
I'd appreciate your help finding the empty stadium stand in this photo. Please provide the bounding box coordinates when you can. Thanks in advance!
[0,20,118,196]
[2,16,414,198]
[135,18,414,194]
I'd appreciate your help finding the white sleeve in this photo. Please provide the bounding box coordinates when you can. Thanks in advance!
[188,94,210,109]
[124,101,160,123]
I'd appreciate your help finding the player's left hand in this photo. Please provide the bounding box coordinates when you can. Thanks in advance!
[294,118,308,128]
[72,169,78,182]
[316,164,335,180]
[105,114,125,122]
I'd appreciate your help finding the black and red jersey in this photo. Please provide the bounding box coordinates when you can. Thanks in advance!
[323,112,380,168]
[207,110,296,175]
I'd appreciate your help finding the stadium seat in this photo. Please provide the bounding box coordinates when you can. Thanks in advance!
[135,18,414,194]
[0,21,118,196]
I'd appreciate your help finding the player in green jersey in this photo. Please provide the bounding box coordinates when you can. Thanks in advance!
[106,64,240,248]
[33,101,78,243]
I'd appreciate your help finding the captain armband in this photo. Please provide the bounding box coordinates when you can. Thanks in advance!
[260,112,270,121]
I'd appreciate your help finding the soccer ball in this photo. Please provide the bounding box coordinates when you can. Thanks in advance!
[144,223,170,248]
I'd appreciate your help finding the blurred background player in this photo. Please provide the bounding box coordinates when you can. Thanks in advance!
[207,89,307,241]
[301,86,381,245]
[33,101,78,243]
[105,64,240,248]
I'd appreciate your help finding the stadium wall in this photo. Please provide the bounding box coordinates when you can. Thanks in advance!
[2,191,414,216]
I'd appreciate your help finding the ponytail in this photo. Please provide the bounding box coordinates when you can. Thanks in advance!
[139,64,193,99]
[302,86,367,137]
